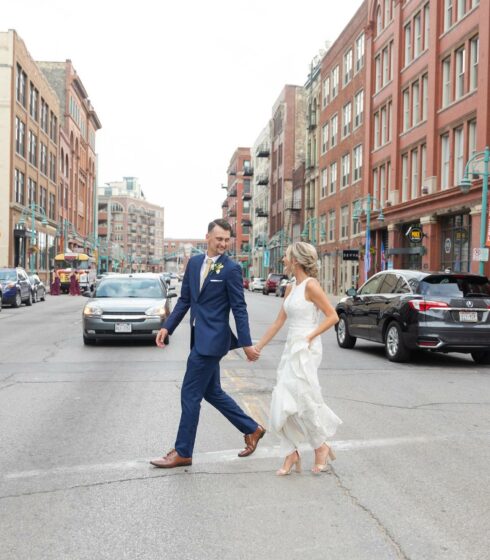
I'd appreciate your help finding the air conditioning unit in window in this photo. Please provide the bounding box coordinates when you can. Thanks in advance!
[421,176,437,195]
[386,190,399,206]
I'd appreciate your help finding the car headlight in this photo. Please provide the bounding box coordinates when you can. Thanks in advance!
[83,305,103,317]
[145,303,167,317]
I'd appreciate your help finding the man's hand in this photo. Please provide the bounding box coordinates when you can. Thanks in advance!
[244,345,260,362]
[156,328,169,348]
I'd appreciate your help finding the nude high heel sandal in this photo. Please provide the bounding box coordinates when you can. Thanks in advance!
[312,444,336,475]
[276,450,302,476]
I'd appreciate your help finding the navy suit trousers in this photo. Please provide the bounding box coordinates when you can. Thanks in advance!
[175,346,258,458]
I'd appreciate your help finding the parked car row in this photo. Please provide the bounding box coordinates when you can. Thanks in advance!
[246,273,289,296]
[0,267,47,310]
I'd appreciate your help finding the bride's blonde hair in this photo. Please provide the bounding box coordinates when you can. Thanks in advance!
[286,242,319,278]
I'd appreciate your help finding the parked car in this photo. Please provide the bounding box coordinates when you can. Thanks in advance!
[243,277,250,290]
[249,277,265,292]
[335,270,490,364]
[82,273,177,345]
[0,267,32,307]
[28,274,46,303]
[263,273,288,295]
[275,278,291,297]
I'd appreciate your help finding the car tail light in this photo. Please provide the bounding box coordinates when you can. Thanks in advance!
[409,300,449,312]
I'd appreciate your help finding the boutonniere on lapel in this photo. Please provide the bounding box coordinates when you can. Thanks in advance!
[210,263,224,275]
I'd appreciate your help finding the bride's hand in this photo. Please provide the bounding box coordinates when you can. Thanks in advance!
[306,334,315,347]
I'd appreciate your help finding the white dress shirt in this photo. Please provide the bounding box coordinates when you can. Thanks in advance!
[199,253,220,286]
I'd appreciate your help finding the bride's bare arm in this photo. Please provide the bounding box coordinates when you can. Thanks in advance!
[254,284,293,352]
[304,279,339,343]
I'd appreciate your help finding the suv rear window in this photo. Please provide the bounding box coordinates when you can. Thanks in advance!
[268,274,286,282]
[419,275,490,298]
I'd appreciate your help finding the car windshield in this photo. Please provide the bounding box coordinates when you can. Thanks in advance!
[96,278,164,298]
[419,275,490,297]
[0,271,16,281]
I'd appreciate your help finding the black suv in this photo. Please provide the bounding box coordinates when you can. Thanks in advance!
[335,270,490,364]
[0,267,33,307]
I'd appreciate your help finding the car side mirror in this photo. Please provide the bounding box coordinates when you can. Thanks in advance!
[346,287,357,297]
[167,292,178,298]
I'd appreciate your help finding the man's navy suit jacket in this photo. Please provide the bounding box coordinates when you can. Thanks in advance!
[162,253,252,357]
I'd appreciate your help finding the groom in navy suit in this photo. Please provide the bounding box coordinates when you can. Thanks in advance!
[151,219,265,468]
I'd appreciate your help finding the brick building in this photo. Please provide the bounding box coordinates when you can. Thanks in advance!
[163,238,207,273]
[0,30,61,282]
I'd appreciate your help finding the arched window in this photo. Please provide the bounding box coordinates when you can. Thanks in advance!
[60,149,65,174]
[111,202,124,213]
[376,4,383,35]
[384,0,390,23]
[65,154,69,177]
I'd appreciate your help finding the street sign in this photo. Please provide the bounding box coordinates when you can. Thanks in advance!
[472,247,489,262]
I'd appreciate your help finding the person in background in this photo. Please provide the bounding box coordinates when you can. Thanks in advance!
[51,270,61,296]
[69,271,80,296]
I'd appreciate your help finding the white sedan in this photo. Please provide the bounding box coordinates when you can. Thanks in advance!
[249,277,265,292]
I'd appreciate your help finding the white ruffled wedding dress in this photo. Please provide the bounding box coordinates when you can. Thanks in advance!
[270,277,342,454]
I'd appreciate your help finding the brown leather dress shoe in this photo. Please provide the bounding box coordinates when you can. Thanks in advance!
[150,449,192,468]
[238,425,266,457]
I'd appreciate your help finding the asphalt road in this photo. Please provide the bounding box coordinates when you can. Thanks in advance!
[0,288,489,560]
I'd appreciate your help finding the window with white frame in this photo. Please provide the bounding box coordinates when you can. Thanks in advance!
[373,168,379,202]
[411,149,419,199]
[422,74,428,121]
[352,201,361,235]
[321,168,328,198]
[455,47,465,99]
[402,153,409,202]
[468,119,477,156]
[414,12,422,58]
[341,153,350,187]
[329,161,337,195]
[320,214,327,243]
[379,165,386,206]
[355,33,365,72]
[15,117,26,157]
[423,3,430,50]
[331,114,338,147]
[322,76,330,108]
[454,127,464,184]
[28,130,37,166]
[344,49,353,85]
[331,66,339,98]
[457,0,465,19]
[374,112,380,148]
[341,205,349,239]
[444,0,453,32]
[421,144,427,189]
[442,57,451,107]
[412,81,420,126]
[382,46,390,86]
[353,145,362,181]
[381,106,387,145]
[354,90,364,127]
[388,101,392,142]
[441,133,450,189]
[384,0,391,24]
[404,23,412,66]
[342,103,352,137]
[328,209,336,242]
[321,123,329,154]
[403,89,410,131]
[470,36,479,91]
[375,55,382,92]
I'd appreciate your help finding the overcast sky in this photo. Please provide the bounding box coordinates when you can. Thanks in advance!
[4,0,363,238]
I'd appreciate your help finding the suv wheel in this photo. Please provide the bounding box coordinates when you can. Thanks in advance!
[471,351,490,365]
[13,291,22,308]
[385,322,409,362]
[26,292,32,306]
[336,314,356,349]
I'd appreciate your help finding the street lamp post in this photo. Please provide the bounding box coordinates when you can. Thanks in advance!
[353,194,385,282]
[17,204,48,272]
[301,217,326,246]
[459,146,490,275]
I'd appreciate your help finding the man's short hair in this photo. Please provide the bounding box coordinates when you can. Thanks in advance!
[208,219,233,234]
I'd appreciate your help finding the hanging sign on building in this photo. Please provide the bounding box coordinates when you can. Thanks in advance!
[342,249,359,261]
[405,226,423,244]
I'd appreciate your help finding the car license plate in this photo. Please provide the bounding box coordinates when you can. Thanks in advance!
[115,322,132,333]
[459,311,478,322]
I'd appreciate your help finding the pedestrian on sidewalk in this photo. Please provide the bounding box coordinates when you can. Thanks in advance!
[151,218,264,469]
[254,242,342,476]
[69,271,80,295]
[50,270,61,296]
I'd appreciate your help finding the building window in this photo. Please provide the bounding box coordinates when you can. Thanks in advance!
[376,5,383,35]
[39,187,47,213]
[14,169,25,205]
[373,168,379,202]
[422,74,429,121]
[40,99,49,133]
[455,47,466,99]
[470,36,479,91]
[375,55,382,92]
[352,201,361,235]
[49,153,57,182]
[381,106,387,145]
[49,193,55,220]
[329,162,337,195]
[403,89,410,131]
[322,77,330,108]
[353,145,362,181]
[28,178,37,206]
[441,133,450,189]
[330,114,338,147]
[321,123,329,154]
[374,112,380,148]
[29,84,39,121]
[414,12,422,58]
[342,103,352,137]
[354,90,364,128]
[320,214,327,243]
[384,0,391,24]
[16,64,27,107]
[15,117,26,157]
[454,127,464,184]
[402,153,409,202]
[379,165,386,206]
[404,23,412,66]
[341,153,350,188]
[355,33,365,73]
[40,143,47,175]
[468,119,477,156]
[28,131,37,166]
[457,0,465,19]
[444,0,453,31]
[412,81,420,126]
[331,66,339,98]
[328,209,336,242]
[341,205,349,239]
[321,168,328,198]
[343,49,353,86]
[382,46,390,86]
[49,112,58,144]
[423,3,430,50]
[411,149,419,199]
[442,57,451,107]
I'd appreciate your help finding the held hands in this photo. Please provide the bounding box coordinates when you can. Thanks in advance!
[244,345,261,362]
[156,328,169,348]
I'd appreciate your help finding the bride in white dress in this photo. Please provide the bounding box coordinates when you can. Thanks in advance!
[254,242,342,475]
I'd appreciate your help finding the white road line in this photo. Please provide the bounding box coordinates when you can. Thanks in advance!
[4,432,488,481]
